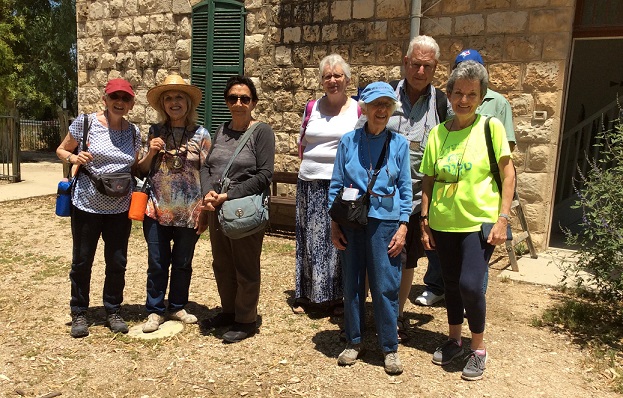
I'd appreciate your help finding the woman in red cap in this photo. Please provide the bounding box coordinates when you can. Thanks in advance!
[56,78,141,338]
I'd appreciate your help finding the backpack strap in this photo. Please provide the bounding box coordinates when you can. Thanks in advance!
[484,116,503,196]
[434,88,448,122]
[298,99,317,159]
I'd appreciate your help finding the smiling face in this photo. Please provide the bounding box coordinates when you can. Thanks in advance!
[449,78,482,121]
[161,90,189,126]
[226,84,256,120]
[103,91,135,117]
[403,46,438,96]
[321,64,348,96]
[363,97,395,134]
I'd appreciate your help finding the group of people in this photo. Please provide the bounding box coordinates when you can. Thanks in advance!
[56,33,516,381]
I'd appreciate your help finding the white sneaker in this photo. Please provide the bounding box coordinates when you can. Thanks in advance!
[415,291,445,306]
[142,313,165,333]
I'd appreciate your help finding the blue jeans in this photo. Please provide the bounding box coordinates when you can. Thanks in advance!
[143,216,199,315]
[70,208,131,314]
[340,218,401,353]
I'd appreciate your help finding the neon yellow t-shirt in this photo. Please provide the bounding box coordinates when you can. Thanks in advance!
[420,114,511,232]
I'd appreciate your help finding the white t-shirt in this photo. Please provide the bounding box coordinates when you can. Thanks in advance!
[298,97,359,181]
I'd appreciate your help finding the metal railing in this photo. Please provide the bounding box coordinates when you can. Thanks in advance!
[20,119,62,151]
[0,112,21,182]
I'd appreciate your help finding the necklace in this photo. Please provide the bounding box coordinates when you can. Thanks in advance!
[168,125,187,170]
[435,117,477,184]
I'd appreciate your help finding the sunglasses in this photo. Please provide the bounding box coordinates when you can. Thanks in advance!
[225,95,252,105]
[108,92,134,102]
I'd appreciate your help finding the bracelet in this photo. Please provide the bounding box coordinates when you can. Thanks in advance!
[398,221,408,227]
[498,213,510,221]
[419,214,428,221]
[65,154,72,164]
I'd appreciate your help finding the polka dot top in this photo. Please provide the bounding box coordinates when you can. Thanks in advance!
[70,113,141,214]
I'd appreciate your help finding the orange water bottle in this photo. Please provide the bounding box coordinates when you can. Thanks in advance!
[128,178,149,221]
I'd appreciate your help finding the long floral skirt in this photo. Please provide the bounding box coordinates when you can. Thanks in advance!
[295,178,343,303]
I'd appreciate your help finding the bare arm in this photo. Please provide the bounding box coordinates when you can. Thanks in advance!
[420,175,436,250]
[487,156,515,245]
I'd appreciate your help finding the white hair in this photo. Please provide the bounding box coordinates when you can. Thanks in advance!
[406,35,440,61]
[358,99,402,115]
[318,53,351,81]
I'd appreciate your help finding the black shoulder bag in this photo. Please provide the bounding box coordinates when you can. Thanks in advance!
[329,131,390,229]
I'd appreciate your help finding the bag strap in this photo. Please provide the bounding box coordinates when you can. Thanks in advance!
[220,122,261,184]
[366,131,391,193]
[484,116,503,197]
[434,88,448,122]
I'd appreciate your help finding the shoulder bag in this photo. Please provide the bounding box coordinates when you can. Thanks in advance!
[55,115,90,216]
[329,131,390,229]
[217,122,270,239]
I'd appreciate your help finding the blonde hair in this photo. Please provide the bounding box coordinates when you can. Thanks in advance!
[155,90,198,128]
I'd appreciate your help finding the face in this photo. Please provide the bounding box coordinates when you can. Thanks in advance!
[362,97,394,132]
[448,79,482,119]
[103,91,135,116]
[321,64,348,96]
[226,84,256,119]
[403,47,437,94]
[161,90,189,122]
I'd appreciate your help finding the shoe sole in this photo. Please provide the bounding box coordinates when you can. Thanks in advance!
[337,349,365,366]
[431,348,464,366]
[461,373,484,381]
[222,331,256,343]
[385,366,403,375]
[70,331,89,338]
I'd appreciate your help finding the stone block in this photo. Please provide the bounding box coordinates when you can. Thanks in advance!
[487,12,528,34]
[107,37,122,52]
[516,172,547,202]
[332,1,352,21]
[340,22,367,42]
[109,0,124,17]
[303,25,321,42]
[367,21,387,41]
[275,46,292,66]
[322,24,339,42]
[78,71,88,86]
[86,21,102,36]
[505,35,542,61]
[456,36,505,63]
[353,0,374,19]
[282,112,302,131]
[422,0,442,15]
[275,132,290,154]
[516,0,548,6]
[440,0,471,14]
[94,70,109,87]
[534,91,558,119]
[421,17,452,37]
[244,58,260,76]
[125,0,139,15]
[508,94,534,117]
[473,0,511,8]
[117,18,134,36]
[101,20,116,36]
[377,42,403,65]
[283,68,303,90]
[174,39,191,60]
[521,202,548,235]
[151,50,166,68]
[511,148,525,169]
[89,1,108,19]
[313,1,330,23]
[139,0,159,13]
[303,68,320,90]
[358,66,387,86]
[180,59,190,77]
[526,144,553,172]
[550,0,575,6]
[283,27,301,43]
[116,53,135,70]
[455,15,485,36]
[178,17,191,39]
[388,19,410,40]
[273,90,295,112]
[524,62,562,90]
[134,16,149,34]
[262,68,284,89]
[245,0,262,10]
[388,66,402,81]
[150,14,165,33]
[311,46,328,65]
[329,45,351,62]
[295,91,315,110]
[529,9,574,33]
[77,3,89,22]
[351,44,376,64]
[77,22,87,39]
[124,69,142,89]
[245,34,265,58]
[488,63,520,90]
[293,2,313,24]
[143,69,156,88]
[135,52,150,68]
[515,117,555,144]
[89,37,106,52]
[376,0,409,18]
[99,53,116,69]
[172,0,191,14]
[543,33,572,60]
[155,34,174,51]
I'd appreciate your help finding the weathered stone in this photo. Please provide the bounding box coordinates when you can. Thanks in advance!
[377,42,402,65]
[328,45,351,62]
[89,37,106,53]
[511,147,525,169]
[526,145,552,172]
[273,90,294,112]
[487,12,528,34]
[275,46,292,66]
[107,70,123,81]
[139,0,158,13]
[455,15,485,35]
[77,22,87,39]
[125,0,139,15]
[312,1,330,23]
[516,0,548,6]
[261,68,284,89]
[180,60,190,76]
[151,50,165,68]
[388,66,402,81]
[293,2,313,24]
[322,24,338,42]
[245,0,262,10]
[302,69,319,90]
[521,202,548,234]
[524,62,561,90]
[172,0,191,14]
[353,0,374,19]
[99,53,116,69]
[535,91,559,118]
[367,21,387,41]
[516,172,547,202]
[155,69,170,85]
[508,94,534,116]
[283,68,303,90]
[282,112,302,131]
[109,0,124,17]
[107,37,122,51]
[77,2,89,22]
[311,46,328,65]
[124,69,142,89]
[283,27,301,43]
[294,91,315,109]
[505,35,543,61]
[86,21,102,36]
[340,22,366,42]
[422,0,442,15]
[155,35,174,51]
[543,33,571,60]
[78,71,88,86]
[275,132,290,154]
[89,1,108,19]
[529,9,574,33]
[94,70,109,87]
[456,36,505,63]
[175,39,191,60]
[440,0,472,14]
[133,16,149,34]
[245,34,265,58]
[473,0,511,8]
[116,53,135,70]
[303,25,321,42]
[117,18,133,36]
[351,44,375,64]
[388,19,409,40]
[150,14,165,33]
[421,18,452,37]
[515,117,555,144]
[358,66,387,86]
[101,20,116,36]
[143,70,156,89]
[135,52,150,68]
[488,63,520,90]
[376,0,409,18]
[332,1,352,21]
[178,17,191,39]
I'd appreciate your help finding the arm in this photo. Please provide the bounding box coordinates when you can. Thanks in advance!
[56,116,93,167]
[387,138,412,258]
[487,156,515,245]
[420,175,436,250]
[329,138,348,250]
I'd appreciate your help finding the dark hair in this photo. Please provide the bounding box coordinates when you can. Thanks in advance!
[223,75,259,102]
[446,60,488,101]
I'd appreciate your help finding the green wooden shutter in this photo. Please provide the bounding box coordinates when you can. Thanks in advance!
[191,0,245,135]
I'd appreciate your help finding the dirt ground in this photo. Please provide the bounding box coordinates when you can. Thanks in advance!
[0,195,619,398]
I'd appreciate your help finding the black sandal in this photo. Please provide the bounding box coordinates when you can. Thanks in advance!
[397,316,409,343]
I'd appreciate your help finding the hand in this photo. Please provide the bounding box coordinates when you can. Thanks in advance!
[195,210,208,235]
[420,221,436,250]
[149,137,166,154]
[330,221,347,250]
[387,223,407,258]
[203,191,227,207]
[487,219,508,246]
[73,151,93,165]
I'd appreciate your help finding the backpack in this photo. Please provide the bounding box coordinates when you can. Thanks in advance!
[389,80,448,122]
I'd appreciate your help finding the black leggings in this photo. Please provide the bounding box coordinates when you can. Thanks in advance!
[431,230,494,334]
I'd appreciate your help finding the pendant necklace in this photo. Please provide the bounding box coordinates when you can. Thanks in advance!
[169,126,187,170]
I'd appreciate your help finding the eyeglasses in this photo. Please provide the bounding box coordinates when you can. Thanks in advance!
[225,95,252,105]
[408,62,435,72]
[107,92,133,102]
[322,73,345,81]
[368,100,394,109]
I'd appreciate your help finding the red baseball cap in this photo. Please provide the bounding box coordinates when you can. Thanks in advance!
[104,78,135,97]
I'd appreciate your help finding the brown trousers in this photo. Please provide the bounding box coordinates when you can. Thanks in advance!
[207,211,264,323]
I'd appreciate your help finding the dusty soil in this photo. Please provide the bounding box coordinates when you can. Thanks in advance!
[0,195,619,398]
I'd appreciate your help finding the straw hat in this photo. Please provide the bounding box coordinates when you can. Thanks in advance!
[146,75,203,111]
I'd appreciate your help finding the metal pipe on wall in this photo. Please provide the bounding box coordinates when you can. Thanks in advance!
[410,0,422,39]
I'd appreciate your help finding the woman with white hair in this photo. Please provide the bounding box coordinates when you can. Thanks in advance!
[329,82,412,375]
[293,54,360,315]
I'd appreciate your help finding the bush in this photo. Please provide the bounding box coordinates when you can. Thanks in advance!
[562,103,623,300]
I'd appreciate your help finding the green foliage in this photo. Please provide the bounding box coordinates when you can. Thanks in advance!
[561,102,623,300]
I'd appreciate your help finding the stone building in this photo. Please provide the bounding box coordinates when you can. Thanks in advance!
[75,0,623,250]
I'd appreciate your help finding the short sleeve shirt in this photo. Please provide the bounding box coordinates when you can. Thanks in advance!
[70,113,141,214]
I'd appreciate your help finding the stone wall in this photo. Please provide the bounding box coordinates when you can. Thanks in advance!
[75,0,576,249]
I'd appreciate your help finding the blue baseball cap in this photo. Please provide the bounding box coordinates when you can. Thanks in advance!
[454,49,484,67]
[359,82,397,104]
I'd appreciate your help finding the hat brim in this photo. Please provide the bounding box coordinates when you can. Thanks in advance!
[147,84,203,112]
[362,93,397,104]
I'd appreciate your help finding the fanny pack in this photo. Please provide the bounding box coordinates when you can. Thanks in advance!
[82,168,133,197]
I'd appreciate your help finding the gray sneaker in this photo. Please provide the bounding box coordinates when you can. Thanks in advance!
[337,343,364,366]
[383,351,403,375]
[461,350,488,381]
[107,313,129,334]
[432,338,464,365]
[70,313,89,338]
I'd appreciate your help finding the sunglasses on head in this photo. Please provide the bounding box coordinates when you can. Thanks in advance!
[226,95,252,105]
[108,92,134,102]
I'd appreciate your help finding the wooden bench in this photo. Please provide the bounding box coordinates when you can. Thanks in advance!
[268,171,298,233]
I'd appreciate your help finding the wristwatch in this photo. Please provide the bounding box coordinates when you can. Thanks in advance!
[419,214,429,221]
[498,213,510,221]
[65,154,72,164]
[398,221,409,227]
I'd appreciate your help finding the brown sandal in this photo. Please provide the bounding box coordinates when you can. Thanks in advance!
[292,298,310,314]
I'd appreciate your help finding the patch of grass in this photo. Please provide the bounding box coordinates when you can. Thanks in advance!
[32,256,68,281]
[262,239,295,254]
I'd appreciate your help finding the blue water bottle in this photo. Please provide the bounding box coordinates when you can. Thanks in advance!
[55,178,73,217]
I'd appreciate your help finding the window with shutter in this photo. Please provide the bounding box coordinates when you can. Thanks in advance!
[192,0,245,135]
